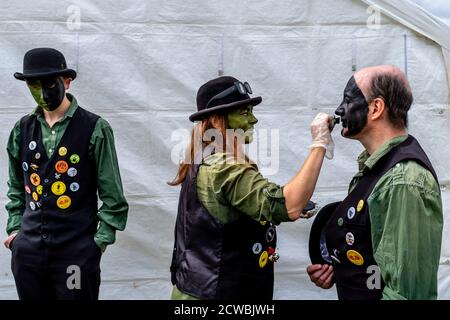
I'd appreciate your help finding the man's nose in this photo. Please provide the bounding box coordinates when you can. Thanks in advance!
[250,114,258,125]
[335,102,345,116]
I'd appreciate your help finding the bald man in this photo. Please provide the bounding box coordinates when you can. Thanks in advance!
[307,65,443,300]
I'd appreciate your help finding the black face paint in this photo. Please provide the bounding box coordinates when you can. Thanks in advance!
[27,77,65,111]
[334,76,369,137]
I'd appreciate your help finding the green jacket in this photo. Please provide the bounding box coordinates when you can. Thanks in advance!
[350,135,443,300]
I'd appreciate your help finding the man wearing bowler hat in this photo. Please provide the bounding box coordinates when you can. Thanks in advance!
[307,65,443,300]
[4,47,128,300]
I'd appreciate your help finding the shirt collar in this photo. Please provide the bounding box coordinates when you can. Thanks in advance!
[356,135,409,172]
[32,93,78,122]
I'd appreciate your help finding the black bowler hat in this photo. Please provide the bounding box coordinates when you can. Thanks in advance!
[189,76,262,122]
[309,201,342,264]
[14,48,77,81]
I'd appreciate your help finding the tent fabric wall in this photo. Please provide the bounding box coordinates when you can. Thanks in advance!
[0,0,449,299]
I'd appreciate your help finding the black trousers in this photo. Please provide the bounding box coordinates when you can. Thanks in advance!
[11,236,102,300]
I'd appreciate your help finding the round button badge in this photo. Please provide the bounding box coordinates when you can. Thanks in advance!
[70,182,80,192]
[32,192,39,201]
[266,226,275,243]
[347,250,364,266]
[347,207,356,219]
[51,181,66,196]
[36,185,43,195]
[345,232,355,246]
[29,201,36,211]
[70,154,80,164]
[25,185,31,194]
[67,167,77,177]
[55,160,69,174]
[35,152,41,160]
[259,251,268,268]
[58,147,68,157]
[252,243,262,255]
[357,199,364,212]
[30,173,41,186]
[22,162,29,172]
[29,141,37,150]
[56,195,71,209]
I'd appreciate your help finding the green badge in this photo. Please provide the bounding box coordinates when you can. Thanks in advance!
[70,154,80,164]
[337,217,344,227]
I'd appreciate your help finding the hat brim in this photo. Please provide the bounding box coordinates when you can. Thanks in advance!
[14,69,77,81]
[309,201,342,265]
[189,96,262,122]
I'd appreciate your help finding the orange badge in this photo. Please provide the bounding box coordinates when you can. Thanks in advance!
[30,173,41,186]
[347,250,364,266]
[56,195,71,209]
[55,160,69,174]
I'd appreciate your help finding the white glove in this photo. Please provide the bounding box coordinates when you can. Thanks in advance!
[310,112,334,159]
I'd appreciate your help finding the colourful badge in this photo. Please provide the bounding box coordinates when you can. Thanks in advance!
[56,195,71,209]
[357,199,364,212]
[347,250,364,266]
[58,147,68,157]
[51,181,66,196]
[266,226,275,243]
[252,243,262,254]
[29,201,36,211]
[29,141,37,150]
[35,152,41,160]
[67,167,77,177]
[70,154,80,164]
[259,251,268,268]
[345,232,355,246]
[30,173,41,186]
[36,185,43,195]
[337,217,344,227]
[260,220,267,226]
[32,192,39,201]
[347,207,356,219]
[55,160,69,174]
[22,162,29,171]
[25,185,31,194]
[30,163,39,171]
[70,182,80,192]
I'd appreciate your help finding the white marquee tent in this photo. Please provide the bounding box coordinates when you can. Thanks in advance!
[0,0,449,299]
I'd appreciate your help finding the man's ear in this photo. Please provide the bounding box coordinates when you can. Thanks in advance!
[370,97,385,121]
[63,77,72,90]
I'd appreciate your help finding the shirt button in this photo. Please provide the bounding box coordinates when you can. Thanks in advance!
[42,234,48,239]
[49,149,53,153]
[396,163,401,168]
[51,130,56,135]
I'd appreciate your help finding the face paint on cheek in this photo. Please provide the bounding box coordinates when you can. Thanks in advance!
[227,106,258,144]
[334,76,369,138]
[28,77,66,111]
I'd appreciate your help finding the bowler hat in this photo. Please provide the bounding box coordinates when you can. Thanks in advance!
[189,76,262,122]
[14,47,77,81]
[309,201,342,264]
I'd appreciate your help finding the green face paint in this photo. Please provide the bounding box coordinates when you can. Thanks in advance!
[26,77,65,111]
[227,105,258,144]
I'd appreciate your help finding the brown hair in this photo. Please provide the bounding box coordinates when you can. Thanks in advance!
[366,72,413,128]
[168,114,251,186]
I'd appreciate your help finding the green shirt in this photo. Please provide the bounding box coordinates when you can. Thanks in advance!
[350,135,443,300]
[172,152,290,299]
[5,93,128,252]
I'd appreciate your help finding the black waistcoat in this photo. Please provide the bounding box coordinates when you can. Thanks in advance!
[170,164,278,300]
[16,106,100,268]
[325,135,438,300]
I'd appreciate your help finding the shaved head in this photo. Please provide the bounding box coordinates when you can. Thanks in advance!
[354,65,413,128]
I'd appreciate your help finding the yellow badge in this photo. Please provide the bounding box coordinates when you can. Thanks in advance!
[260,220,267,226]
[55,160,69,174]
[70,154,80,164]
[36,185,43,195]
[51,181,66,196]
[56,195,71,209]
[357,199,364,212]
[347,250,364,266]
[30,173,41,186]
[58,147,68,157]
[259,251,268,268]
[32,192,39,201]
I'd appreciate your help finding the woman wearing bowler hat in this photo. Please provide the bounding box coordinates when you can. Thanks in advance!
[169,76,335,300]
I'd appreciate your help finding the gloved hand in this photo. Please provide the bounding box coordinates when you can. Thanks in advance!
[310,112,334,159]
